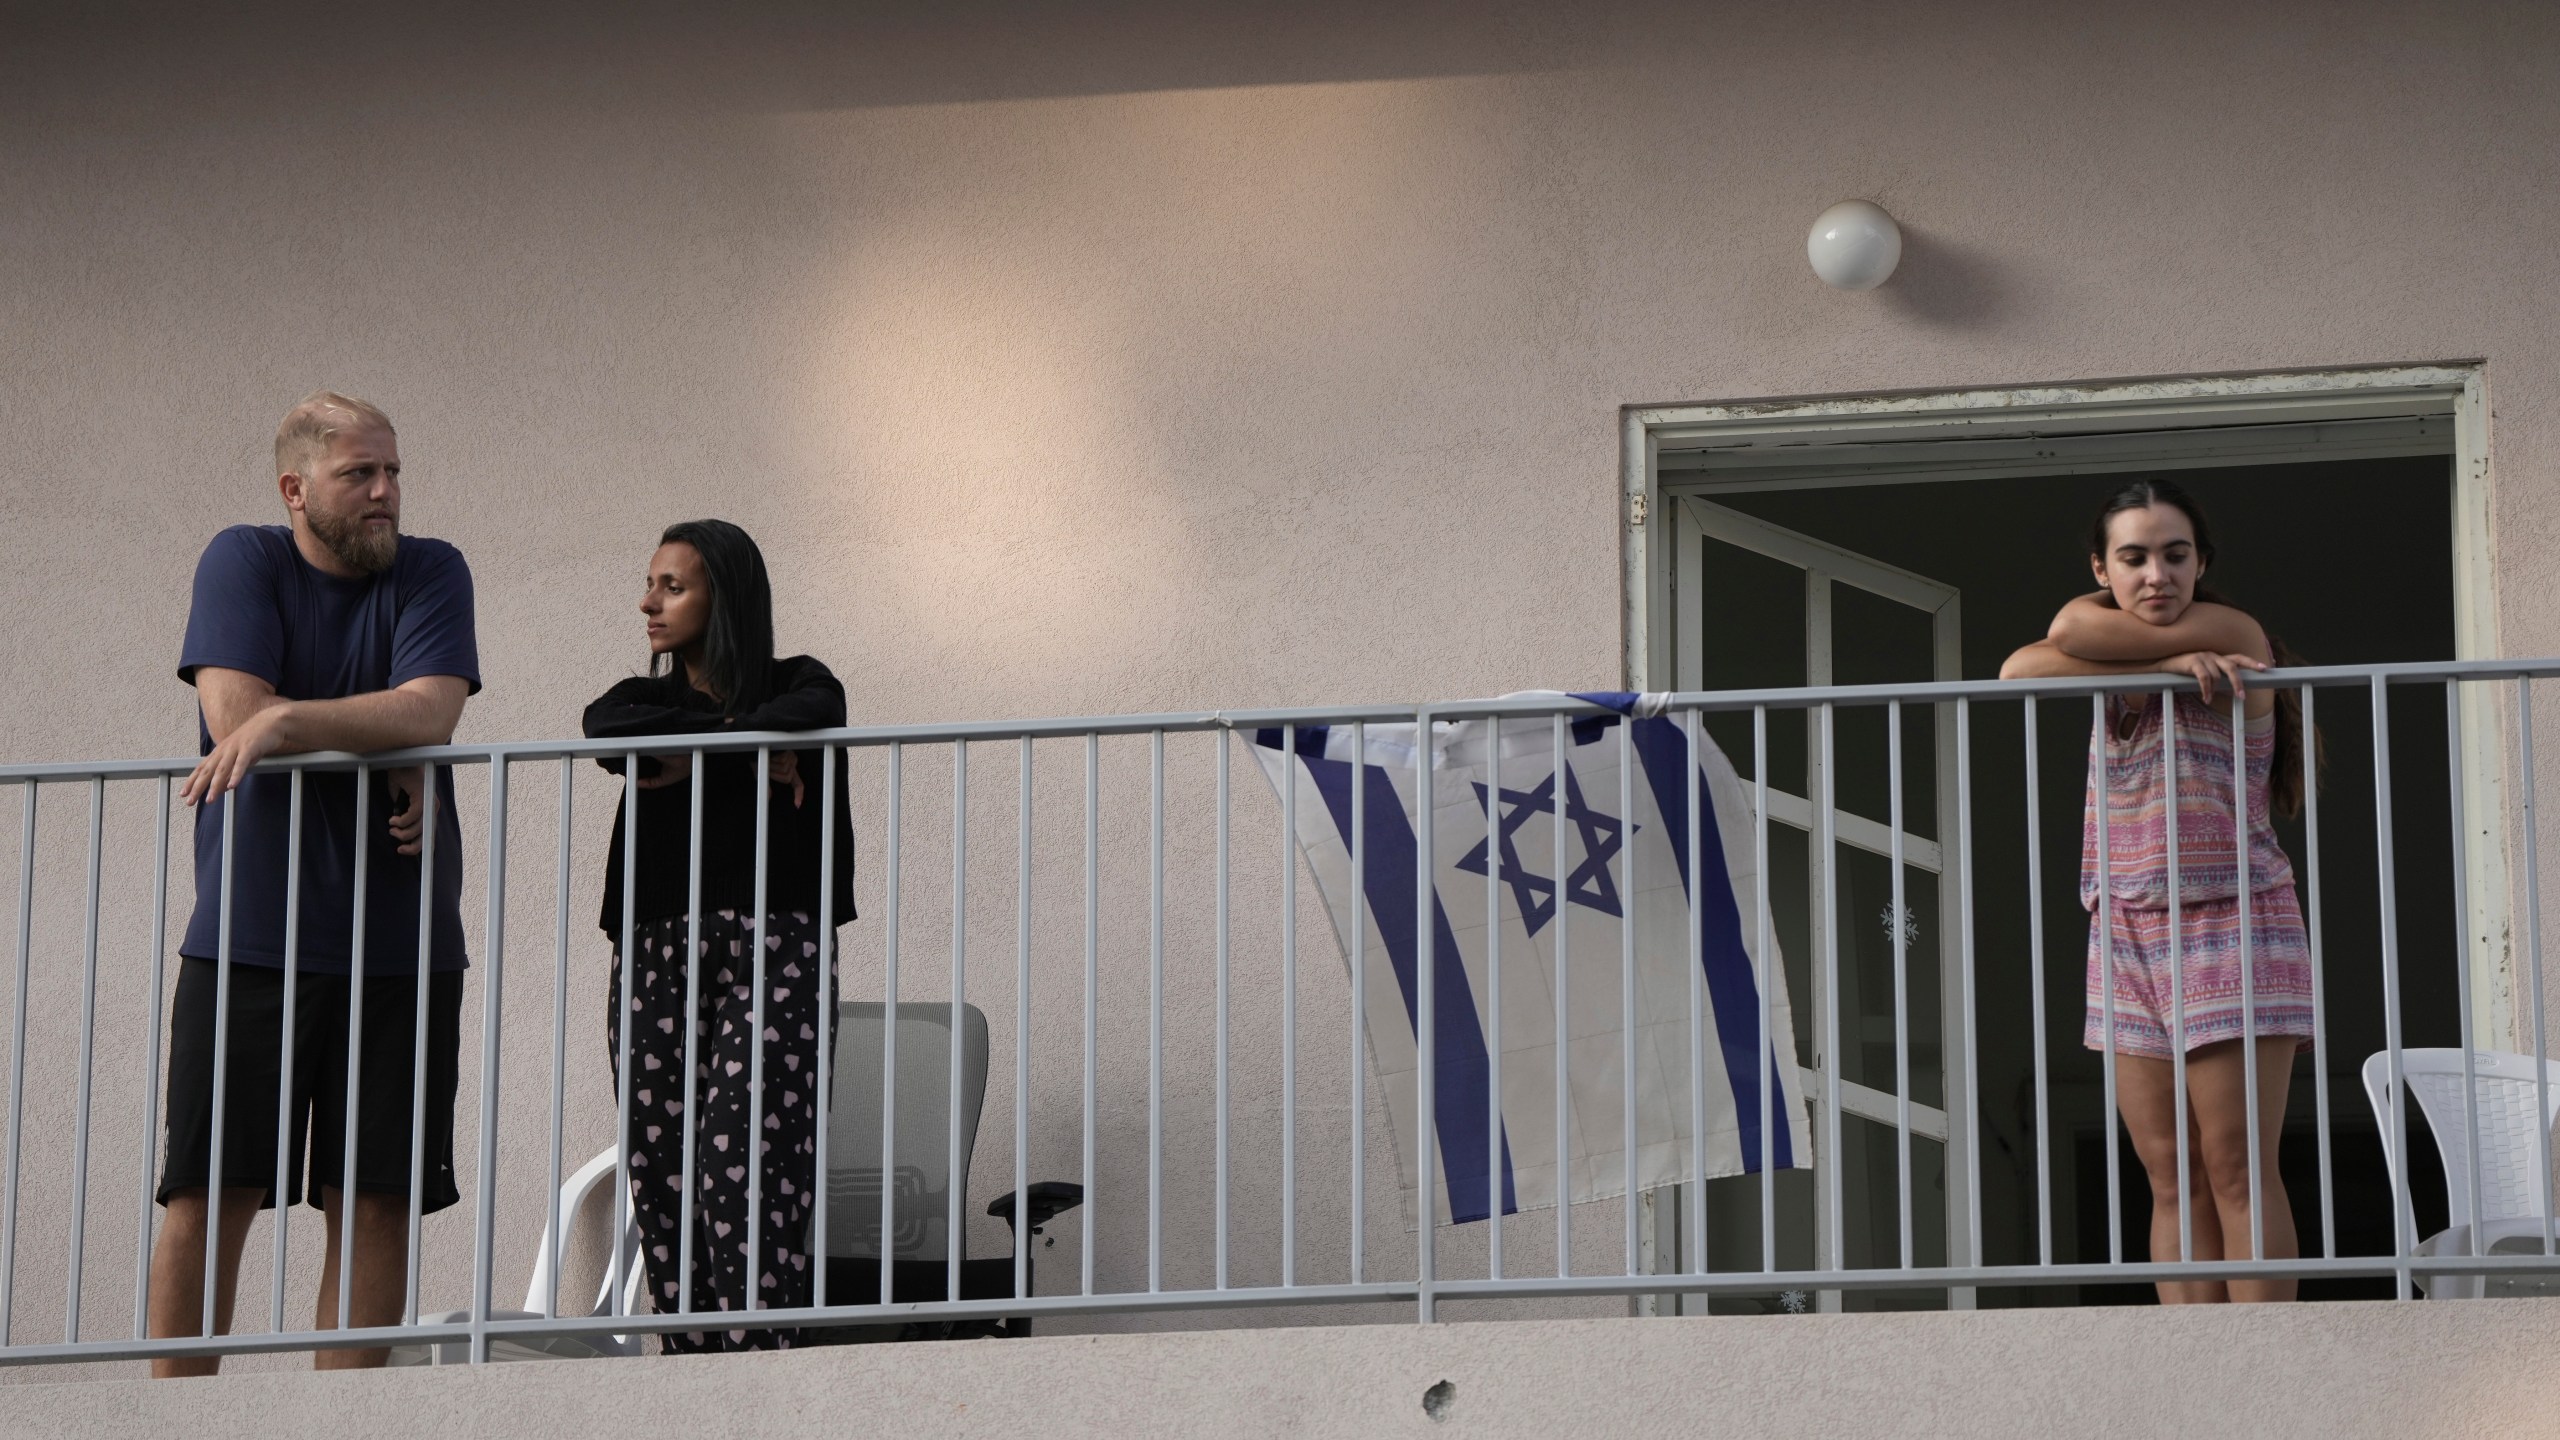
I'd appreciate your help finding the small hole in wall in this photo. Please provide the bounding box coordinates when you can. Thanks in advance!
[1423,1379,1456,1421]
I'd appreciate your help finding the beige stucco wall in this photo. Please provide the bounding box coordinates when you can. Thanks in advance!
[5,0,2560,1378]
[15,1301,2560,1438]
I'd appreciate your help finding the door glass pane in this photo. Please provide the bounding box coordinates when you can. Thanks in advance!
[1763,819,1815,1063]
[1838,1131,1949,1307]
[1692,532,1808,795]
[1829,580,1937,841]
[1829,844,1944,1111]
[1696,1168,1820,1314]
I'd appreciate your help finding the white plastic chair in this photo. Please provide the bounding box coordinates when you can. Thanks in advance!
[385,1145,645,1364]
[2360,1048,2560,1298]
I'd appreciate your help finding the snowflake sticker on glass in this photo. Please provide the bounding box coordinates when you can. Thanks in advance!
[1879,903,1920,947]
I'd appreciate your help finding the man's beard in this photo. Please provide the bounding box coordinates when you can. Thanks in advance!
[306,504,399,575]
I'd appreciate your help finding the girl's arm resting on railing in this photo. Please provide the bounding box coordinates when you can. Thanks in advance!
[1999,641,2164,682]
[2047,593,2271,665]
[583,661,846,745]
[727,660,846,733]
[2001,639,2272,713]
[583,660,845,804]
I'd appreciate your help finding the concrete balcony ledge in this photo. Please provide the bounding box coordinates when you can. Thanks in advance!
[11,1299,2560,1439]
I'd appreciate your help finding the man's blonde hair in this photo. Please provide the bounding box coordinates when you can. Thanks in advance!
[274,391,395,480]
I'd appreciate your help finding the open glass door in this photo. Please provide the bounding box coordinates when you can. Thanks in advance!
[1657,497,1969,1313]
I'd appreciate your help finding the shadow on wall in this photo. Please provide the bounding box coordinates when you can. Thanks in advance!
[0,0,1711,117]
[1879,223,2025,330]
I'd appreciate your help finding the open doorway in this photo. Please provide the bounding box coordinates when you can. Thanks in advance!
[1629,367,2491,1311]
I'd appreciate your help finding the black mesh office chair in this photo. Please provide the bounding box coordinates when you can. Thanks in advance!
[804,1001,1084,1342]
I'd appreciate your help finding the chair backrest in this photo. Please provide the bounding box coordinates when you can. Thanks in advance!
[521,1143,645,1345]
[2361,1048,2560,1241]
[820,1001,990,1263]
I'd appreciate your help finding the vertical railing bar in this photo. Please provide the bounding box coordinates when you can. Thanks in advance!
[66,777,106,1341]
[545,759,572,1318]
[134,775,174,1340]
[1956,698,1981,1273]
[1552,713,1570,1279]
[264,773,302,1335]
[1889,702,1912,1271]
[609,760,638,1320]
[1619,714,1639,1278]
[813,743,838,1307]
[2099,702,2122,1268]
[2445,682,2485,1260]
[1283,724,1301,1288]
[467,761,510,1363]
[200,792,236,1340]
[1485,718,1503,1279]
[1416,706,1437,1323]
[2372,675,2413,1299]
[1755,705,1775,1276]
[1819,703,1843,1277]
[1684,708,1705,1281]
[1015,737,1032,1304]
[2023,697,2052,1267]
[2516,678,2554,1255]
[1351,721,1368,1286]
[1215,731,1232,1291]
[880,743,902,1308]
[336,770,369,1332]
[1080,735,1097,1296]
[747,750,773,1315]
[949,741,968,1308]
[1148,730,1164,1295]
[401,774,439,1326]
[2303,686,2336,1260]
[6,778,40,1342]
[2234,694,2263,1268]
[678,750,705,1316]
[2162,693,2189,1269]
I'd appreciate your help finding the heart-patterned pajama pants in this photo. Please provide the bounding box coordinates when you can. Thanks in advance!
[606,908,839,1352]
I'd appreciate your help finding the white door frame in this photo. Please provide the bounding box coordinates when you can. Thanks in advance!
[1678,497,1968,1292]
[1618,362,2512,1050]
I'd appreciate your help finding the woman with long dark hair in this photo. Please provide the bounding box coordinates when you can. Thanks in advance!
[584,519,855,1350]
[2002,479,2318,1303]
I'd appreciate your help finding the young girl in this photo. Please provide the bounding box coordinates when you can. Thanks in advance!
[2001,478,2316,1304]
[584,519,857,1349]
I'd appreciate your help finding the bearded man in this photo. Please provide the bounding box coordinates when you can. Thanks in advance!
[148,392,480,1375]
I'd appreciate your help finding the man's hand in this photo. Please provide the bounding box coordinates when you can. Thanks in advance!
[386,766,430,856]
[181,702,293,807]
[182,669,470,812]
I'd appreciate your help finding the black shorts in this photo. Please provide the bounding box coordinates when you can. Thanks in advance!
[156,956,463,1213]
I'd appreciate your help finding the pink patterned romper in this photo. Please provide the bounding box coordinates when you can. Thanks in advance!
[2081,693,2316,1058]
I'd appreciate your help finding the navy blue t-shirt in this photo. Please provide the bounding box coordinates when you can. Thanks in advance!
[179,525,481,974]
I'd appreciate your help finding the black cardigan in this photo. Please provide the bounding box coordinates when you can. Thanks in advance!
[584,655,858,935]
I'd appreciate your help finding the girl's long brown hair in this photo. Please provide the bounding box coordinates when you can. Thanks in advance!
[2089,478,2325,817]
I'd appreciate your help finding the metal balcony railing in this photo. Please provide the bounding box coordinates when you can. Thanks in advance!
[0,660,2556,1368]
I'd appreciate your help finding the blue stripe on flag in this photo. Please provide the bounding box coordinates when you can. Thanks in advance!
[1293,750,1518,1223]
[1576,696,1797,1172]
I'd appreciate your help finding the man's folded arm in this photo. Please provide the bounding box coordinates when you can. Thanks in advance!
[194,667,469,752]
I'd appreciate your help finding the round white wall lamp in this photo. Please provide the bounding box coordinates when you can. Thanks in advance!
[1806,200,1902,290]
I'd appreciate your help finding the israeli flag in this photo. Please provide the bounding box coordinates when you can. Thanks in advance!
[1250,692,1809,1225]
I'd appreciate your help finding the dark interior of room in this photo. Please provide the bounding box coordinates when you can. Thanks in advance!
[1685,453,2462,1308]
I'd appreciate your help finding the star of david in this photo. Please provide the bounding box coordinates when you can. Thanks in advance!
[1453,767,1636,937]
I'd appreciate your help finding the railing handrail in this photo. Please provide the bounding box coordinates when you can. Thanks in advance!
[7,656,2557,784]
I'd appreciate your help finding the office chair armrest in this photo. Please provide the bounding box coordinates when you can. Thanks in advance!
[987,1180,1087,1236]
